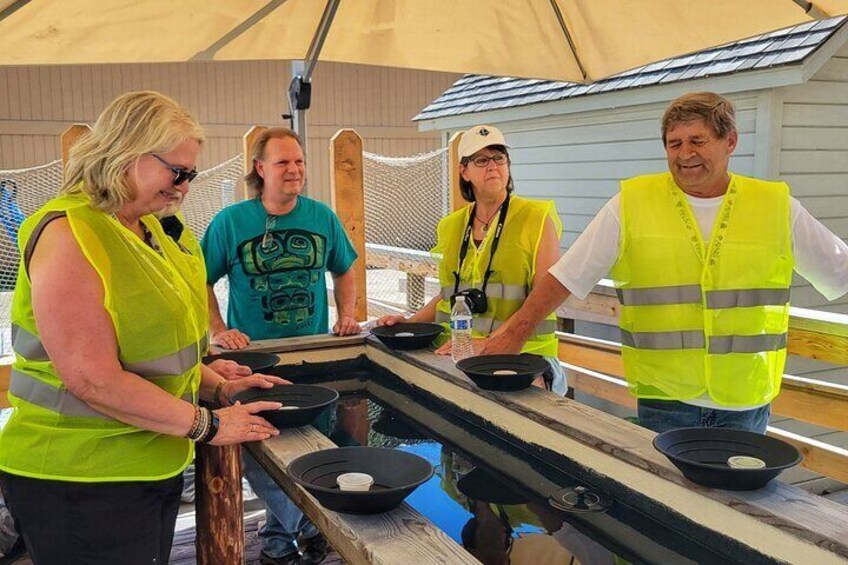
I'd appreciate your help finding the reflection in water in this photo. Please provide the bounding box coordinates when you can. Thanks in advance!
[327,397,625,565]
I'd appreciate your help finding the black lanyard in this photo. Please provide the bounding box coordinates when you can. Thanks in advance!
[453,195,511,296]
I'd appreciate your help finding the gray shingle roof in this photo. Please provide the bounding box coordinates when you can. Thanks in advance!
[415,16,847,122]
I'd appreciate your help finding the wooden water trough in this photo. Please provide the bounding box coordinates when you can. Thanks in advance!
[194,332,848,565]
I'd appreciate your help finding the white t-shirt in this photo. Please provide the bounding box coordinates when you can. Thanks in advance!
[551,190,848,410]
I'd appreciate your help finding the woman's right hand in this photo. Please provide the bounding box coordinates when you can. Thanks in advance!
[375,314,406,327]
[209,401,281,445]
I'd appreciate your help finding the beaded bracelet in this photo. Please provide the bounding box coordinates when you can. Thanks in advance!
[186,406,211,442]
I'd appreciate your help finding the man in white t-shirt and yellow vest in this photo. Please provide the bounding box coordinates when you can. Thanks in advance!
[482,92,848,434]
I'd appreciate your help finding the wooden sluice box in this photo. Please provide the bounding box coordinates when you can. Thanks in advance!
[193,334,848,565]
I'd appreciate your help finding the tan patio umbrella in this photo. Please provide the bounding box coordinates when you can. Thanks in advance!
[1,0,846,82]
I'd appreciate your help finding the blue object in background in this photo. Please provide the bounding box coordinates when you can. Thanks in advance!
[0,180,25,243]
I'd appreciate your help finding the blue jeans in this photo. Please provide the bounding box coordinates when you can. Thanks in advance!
[243,452,318,558]
[637,399,771,434]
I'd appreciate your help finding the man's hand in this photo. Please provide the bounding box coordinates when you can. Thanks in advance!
[435,337,489,356]
[478,331,523,355]
[333,315,362,336]
[207,359,252,380]
[211,328,250,350]
[375,314,405,327]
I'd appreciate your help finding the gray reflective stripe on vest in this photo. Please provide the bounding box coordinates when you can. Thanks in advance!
[434,311,555,337]
[11,325,49,361]
[705,289,790,309]
[9,369,113,419]
[620,329,705,349]
[122,339,203,379]
[11,370,196,419]
[616,285,702,306]
[440,284,528,301]
[709,333,787,354]
[12,325,204,379]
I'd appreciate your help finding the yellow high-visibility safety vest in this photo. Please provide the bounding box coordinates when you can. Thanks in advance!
[610,172,793,406]
[433,196,562,356]
[0,190,208,482]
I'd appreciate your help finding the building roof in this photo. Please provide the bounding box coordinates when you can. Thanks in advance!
[414,16,847,122]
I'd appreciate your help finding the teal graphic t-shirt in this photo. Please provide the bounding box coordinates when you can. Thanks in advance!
[201,197,357,340]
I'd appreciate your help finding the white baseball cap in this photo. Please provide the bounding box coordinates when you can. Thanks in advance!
[457,125,510,159]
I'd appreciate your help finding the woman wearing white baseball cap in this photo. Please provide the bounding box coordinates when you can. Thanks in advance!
[378,124,567,395]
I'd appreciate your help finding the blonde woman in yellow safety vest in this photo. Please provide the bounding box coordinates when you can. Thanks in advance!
[377,125,568,395]
[482,92,848,435]
[0,91,290,564]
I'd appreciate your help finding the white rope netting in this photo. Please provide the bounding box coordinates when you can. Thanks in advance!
[0,145,450,350]
[362,148,448,319]
[0,156,243,355]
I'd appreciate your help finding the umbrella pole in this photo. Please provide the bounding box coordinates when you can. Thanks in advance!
[285,0,341,195]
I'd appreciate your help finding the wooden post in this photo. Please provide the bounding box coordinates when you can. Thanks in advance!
[330,129,367,322]
[195,441,244,564]
[242,126,269,200]
[61,124,91,167]
[448,131,465,212]
[194,128,271,565]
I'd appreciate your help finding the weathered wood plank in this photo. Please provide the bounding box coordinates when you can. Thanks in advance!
[330,129,367,323]
[367,341,848,563]
[767,428,848,485]
[557,332,848,431]
[448,131,464,213]
[0,361,9,409]
[60,123,91,165]
[245,427,478,565]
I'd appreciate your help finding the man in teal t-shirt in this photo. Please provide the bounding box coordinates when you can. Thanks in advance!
[201,127,359,564]
[202,130,361,349]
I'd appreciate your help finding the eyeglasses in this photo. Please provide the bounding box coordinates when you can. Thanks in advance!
[152,154,198,185]
[468,154,508,168]
[261,214,277,250]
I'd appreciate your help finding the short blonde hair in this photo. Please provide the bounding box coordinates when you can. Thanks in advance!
[661,92,736,145]
[61,91,204,213]
[244,127,303,196]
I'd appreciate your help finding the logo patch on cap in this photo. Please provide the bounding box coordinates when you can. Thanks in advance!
[478,127,489,136]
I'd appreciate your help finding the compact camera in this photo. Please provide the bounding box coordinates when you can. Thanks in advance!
[450,288,488,314]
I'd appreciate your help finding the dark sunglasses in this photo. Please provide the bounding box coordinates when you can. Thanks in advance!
[152,154,198,185]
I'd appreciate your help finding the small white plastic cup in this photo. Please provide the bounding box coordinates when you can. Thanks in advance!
[727,456,766,469]
[336,472,374,492]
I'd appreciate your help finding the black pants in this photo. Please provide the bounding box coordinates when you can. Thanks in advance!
[0,472,182,565]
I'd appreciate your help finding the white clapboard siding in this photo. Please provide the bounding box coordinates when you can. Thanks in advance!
[777,45,848,309]
[0,61,458,206]
[497,96,759,253]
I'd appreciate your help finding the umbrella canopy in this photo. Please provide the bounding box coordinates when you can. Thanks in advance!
[1,0,847,82]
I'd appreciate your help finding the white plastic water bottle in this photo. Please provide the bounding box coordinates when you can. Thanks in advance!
[451,295,474,364]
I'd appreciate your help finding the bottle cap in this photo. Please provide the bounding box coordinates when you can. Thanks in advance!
[727,456,766,469]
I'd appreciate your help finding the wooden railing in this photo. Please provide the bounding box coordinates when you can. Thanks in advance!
[558,283,848,484]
